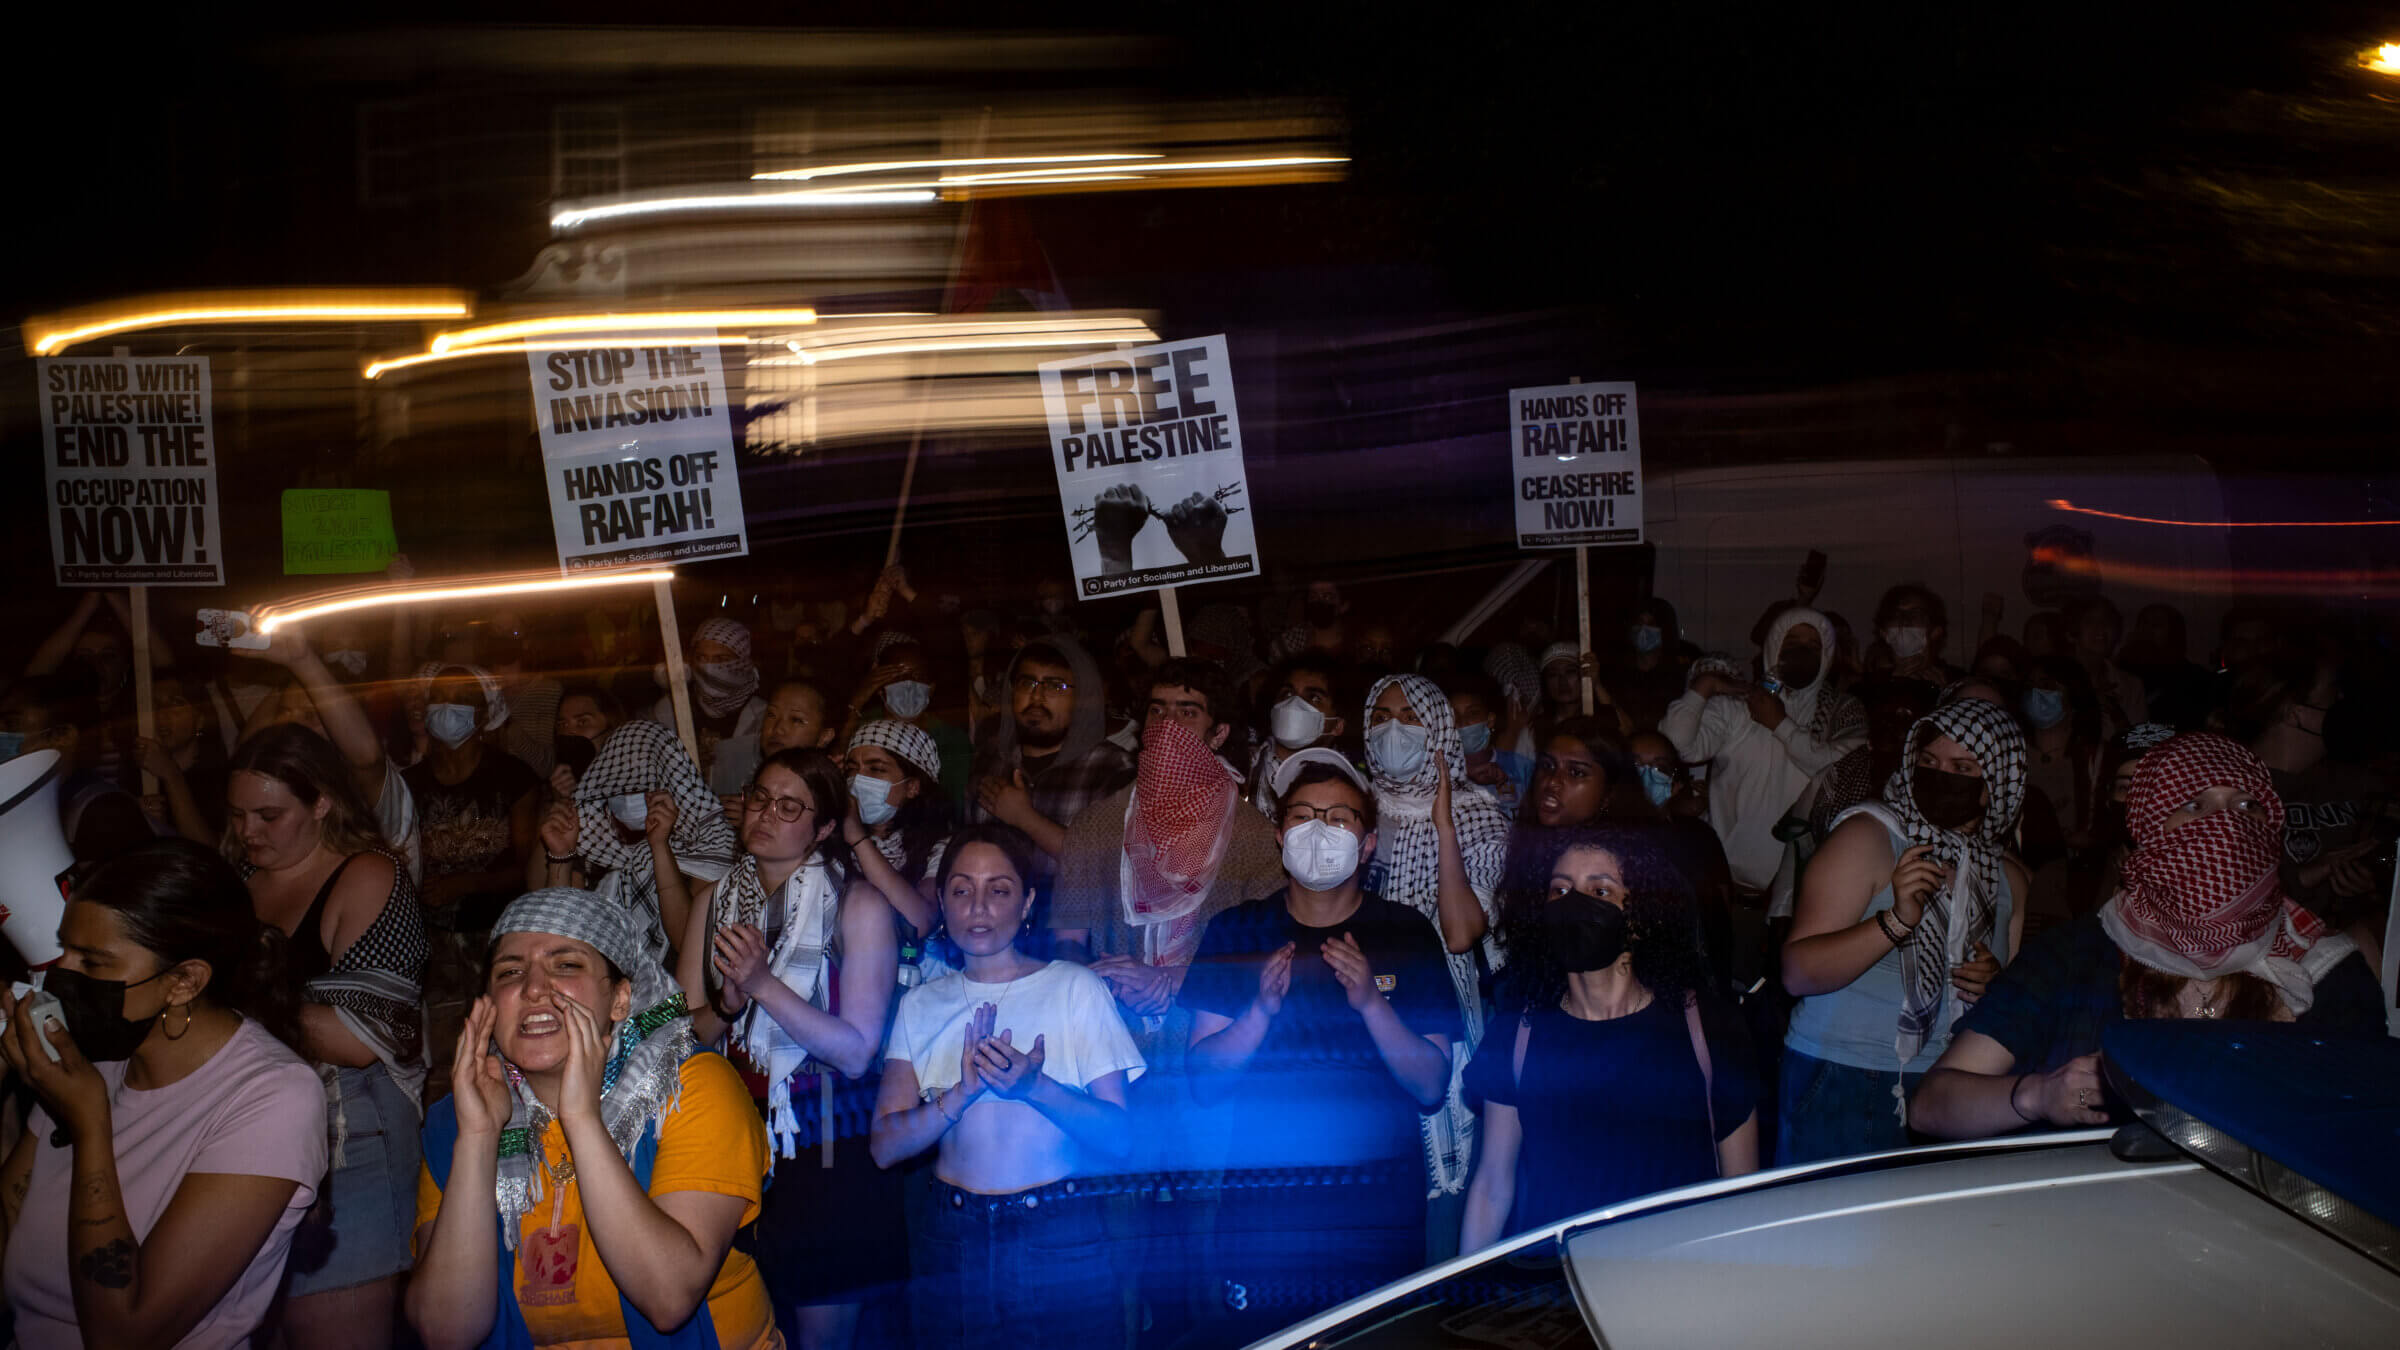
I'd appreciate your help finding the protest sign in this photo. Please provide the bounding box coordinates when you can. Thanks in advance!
[37,356,224,586]
[1510,380,1643,548]
[1038,334,1258,600]
[527,335,749,574]
[282,489,397,574]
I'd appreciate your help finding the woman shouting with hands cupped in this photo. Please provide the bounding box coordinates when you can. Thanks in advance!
[869,825,1144,1350]
[406,888,779,1350]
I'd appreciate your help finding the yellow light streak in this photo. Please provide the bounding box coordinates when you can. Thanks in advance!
[2364,43,2400,75]
[770,316,1157,365]
[755,153,1162,181]
[26,289,474,357]
[364,314,936,379]
[255,569,676,633]
[778,331,1157,366]
[551,188,936,229]
[428,310,819,355]
[939,156,1348,184]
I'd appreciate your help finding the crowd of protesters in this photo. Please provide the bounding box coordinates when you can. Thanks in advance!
[0,555,2390,1349]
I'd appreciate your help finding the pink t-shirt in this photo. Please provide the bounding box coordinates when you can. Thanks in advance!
[5,1017,329,1350]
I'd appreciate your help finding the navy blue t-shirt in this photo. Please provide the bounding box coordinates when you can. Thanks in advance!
[1180,893,1462,1170]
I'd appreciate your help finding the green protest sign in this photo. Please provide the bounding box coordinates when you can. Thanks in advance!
[281,489,397,574]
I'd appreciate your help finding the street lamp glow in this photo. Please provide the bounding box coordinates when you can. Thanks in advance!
[2363,43,2400,75]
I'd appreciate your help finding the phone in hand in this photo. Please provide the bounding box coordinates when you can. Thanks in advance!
[194,609,271,650]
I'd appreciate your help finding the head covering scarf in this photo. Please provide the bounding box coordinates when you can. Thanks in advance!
[1120,718,1242,965]
[849,719,940,782]
[573,718,738,958]
[1763,605,1862,744]
[870,629,921,664]
[1483,643,1540,717]
[1688,652,1747,687]
[1186,603,1263,687]
[1537,641,1581,674]
[1360,673,1512,1197]
[1836,697,2027,1064]
[2100,733,2330,1012]
[485,888,696,1250]
[689,616,760,718]
[2120,722,2178,755]
[426,662,511,731]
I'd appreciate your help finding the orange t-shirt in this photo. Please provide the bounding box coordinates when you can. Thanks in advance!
[416,1053,780,1350]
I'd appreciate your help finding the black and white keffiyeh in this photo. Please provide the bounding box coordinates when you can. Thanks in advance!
[1833,696,2027,1064]
[849,719,940,782]
[1763,606,1865,746]
[574,718,739,959]
[1360,673,1511,1196]
[708,854,845,1160]
[486,888,698,1250]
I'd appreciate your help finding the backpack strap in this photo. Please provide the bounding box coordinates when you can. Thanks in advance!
[1510,1014,1532,1092]
[1684,996,1721,1175]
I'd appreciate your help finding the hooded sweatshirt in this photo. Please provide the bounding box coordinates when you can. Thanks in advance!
[969,633,1135,880]
[1660,607,1867,889]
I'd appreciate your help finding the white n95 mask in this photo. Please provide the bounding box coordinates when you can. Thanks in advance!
[1269,695,1326,750]
[1281,818,1362,892]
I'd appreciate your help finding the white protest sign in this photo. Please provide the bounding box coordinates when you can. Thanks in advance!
[1510,380,1643,549]
[527,335,749,574]
[1038,334,1258,600]
[37,356,225,587]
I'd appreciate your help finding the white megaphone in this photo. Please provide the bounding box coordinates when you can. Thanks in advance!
[0,749,73,968]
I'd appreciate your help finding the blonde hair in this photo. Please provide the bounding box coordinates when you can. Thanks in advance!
[223,723,391,863]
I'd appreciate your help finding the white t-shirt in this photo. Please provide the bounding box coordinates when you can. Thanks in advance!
[889,960,1145,1098]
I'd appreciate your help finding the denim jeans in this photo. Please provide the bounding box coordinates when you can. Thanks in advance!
[909,1177,1117,1350]
[1776,1049,1924,1166]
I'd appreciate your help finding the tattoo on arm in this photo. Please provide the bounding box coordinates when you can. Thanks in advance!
[77,1237,136,1289]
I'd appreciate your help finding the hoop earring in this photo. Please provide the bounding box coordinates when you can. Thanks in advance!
[162,1003,195,1040]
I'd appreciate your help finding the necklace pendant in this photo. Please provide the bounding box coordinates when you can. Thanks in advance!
[551,1154,576,1184]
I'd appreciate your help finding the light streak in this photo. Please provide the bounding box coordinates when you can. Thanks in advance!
[428,310,817,355]
[26,290,474,356]
[254,569,676,634]
[2362,43,2400,75]
[2046,499,2400,528]
[765,316,1157,366]
[753,153,1161,181]
[937,155,1348,184]
[551,189,935,230]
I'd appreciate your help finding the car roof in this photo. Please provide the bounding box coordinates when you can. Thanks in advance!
[2102,1019,2400,1233]
[1561,1138,2400,1349]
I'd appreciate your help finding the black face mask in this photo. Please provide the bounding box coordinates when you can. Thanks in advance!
[1911,766,1987,831]
[42,967,168,1063]
[1773,649,1820,688]
[1304,600,1341,630]
[1537,891,1629,972]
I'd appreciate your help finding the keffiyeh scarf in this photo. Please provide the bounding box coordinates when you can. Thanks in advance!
[486,888,698,1251]
[1764,606,1864,745]
[1483,644,1540,719]
[1834,696,2026,1064]
[425,662,512,731]
[575,719,738,960]
[1121,719,1241,968]
[2100,733,2332,1013]
[710,853,846,1158]
[850,718,941,782]
[690,616,761,719]
[1361,673,1512,1196]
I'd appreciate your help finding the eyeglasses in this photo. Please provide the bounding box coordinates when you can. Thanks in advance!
[1281,804,1366,832]
[743,787,813,823]
[1014,675,1074,696]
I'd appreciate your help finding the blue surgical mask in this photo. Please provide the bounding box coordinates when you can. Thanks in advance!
[425,703,478,749]
[1638,764,1675,807]
[1630,624,1664,654]
[882,680,932,719]
[2023,687,2068,729]
[1458,720,1493,755]
[850,773,899,826]
[1366,718,1430,780]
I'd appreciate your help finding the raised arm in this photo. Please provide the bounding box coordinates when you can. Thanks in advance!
[26,592,102,677]
[1782,816,1920,997]
[249,629,389,807]
[1429,753,1488,953]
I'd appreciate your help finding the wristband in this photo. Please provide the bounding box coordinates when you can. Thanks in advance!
[545,851,578,864]
[1875,910,1911,946]
[2008,1073,2038,1125]
[936,1089,963,1125]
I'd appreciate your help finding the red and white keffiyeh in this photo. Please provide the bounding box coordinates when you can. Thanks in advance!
[1121,717,1240,965]
[2101,732,2329,1012]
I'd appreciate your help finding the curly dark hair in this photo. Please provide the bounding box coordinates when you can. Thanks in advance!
[1493,822,1713,1016]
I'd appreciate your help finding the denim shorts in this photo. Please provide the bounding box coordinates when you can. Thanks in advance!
[287,1065,422,1296]
[1776,1049,1924,1167]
